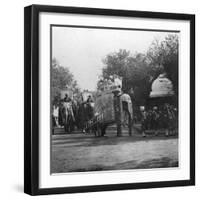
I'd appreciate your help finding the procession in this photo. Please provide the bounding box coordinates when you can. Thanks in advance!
[51,27,179,173]
[52,73,178,138]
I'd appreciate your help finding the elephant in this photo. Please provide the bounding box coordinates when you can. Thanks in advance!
[92,92,133,137]
[62,101,75,133]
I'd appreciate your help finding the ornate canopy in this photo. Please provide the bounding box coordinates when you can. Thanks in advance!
[149,73,175,98]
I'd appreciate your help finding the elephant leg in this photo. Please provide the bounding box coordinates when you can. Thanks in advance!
[96,125,101,137]
[64,123,67,133]
[122,110,132,136]
[101,126,106,136]
[128,112,132,136]
[96,124,106,137]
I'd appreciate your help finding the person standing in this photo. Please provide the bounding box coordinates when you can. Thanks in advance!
[86,95,94,121]
[140,106,147,137]
[53,104,59,127]
[58,99,65,128]
[152,106,159,136]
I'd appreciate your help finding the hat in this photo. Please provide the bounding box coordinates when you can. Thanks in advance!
[140,106,145,111]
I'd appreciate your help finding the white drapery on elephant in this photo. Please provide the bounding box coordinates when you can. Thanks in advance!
[119,93,133,134]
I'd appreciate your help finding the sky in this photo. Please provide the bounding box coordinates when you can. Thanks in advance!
[52,26,172,91]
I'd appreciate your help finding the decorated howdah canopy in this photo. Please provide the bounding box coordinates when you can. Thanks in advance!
[148,73,176,106]
[149,73,175,98]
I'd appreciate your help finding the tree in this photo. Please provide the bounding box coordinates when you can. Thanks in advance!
[99,49,152,105]
[51,58,80,103]
[101,49,130,79]
[98,34,179,106]
[147,34,179,94]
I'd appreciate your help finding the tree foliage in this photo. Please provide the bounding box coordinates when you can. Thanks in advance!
[147,34,179,94]
[99,34,179,105]
[52,58,80,102]
[100,49,152,104]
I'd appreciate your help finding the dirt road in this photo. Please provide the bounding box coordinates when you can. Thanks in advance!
[51,130,178,173]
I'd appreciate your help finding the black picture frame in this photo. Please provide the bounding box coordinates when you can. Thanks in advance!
[24,4,195,195]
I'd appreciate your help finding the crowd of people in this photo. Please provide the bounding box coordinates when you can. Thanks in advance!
[52,93,178,137]
[140,103,178,137]
[52,94,94,134]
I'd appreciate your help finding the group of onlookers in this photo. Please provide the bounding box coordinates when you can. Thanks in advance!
[140,103,178,137]
[53,93,178,137]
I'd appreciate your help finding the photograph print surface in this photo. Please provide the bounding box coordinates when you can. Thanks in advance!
[50,25,179,174]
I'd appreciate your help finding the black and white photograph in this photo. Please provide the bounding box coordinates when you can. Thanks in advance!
[0,0,198,198]
[50,25,179,174]
[23,4,195,195]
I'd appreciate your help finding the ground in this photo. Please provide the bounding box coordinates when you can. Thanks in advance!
[51,127,178,173]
